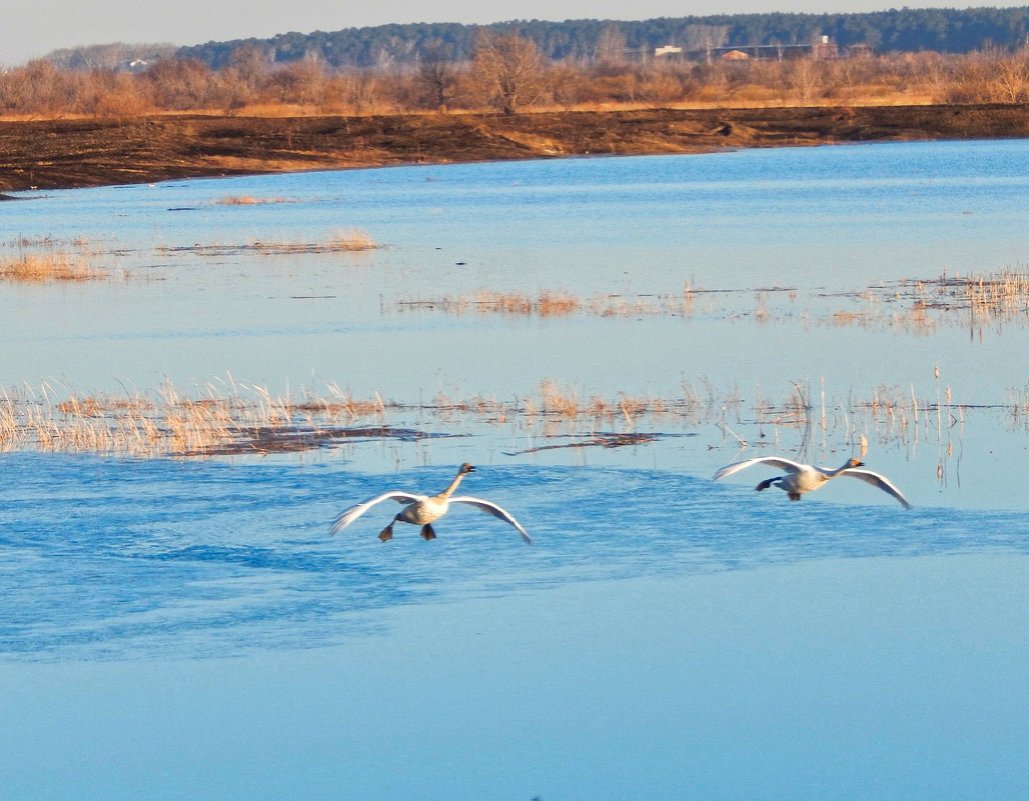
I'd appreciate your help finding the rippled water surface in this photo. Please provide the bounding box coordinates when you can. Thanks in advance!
[3,140,1029,800]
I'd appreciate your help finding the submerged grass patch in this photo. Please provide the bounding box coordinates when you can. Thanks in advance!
[158,229,379,257]
[397,270,1029,333]
[0,252,100,282]
[0,373,1009,468]
[398,283,708,318]
[0,237,127,283]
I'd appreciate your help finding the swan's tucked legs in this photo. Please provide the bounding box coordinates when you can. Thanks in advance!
[420,524,437,540]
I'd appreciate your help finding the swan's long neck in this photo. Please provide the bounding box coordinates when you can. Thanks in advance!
[438,469,468,499]
[829,460,855,477]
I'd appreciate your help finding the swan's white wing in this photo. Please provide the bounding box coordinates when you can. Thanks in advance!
[329,491,426,534]
[839,468,912,508]
[712,456,809,481]
[450,495,532,544]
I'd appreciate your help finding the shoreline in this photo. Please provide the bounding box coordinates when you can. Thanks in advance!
[2,104,1028,193]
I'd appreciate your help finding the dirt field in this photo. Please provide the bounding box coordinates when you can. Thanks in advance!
[2,104,1028,193]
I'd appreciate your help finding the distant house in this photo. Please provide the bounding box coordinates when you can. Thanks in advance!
[721,50,749,60]
[654,45,682,58]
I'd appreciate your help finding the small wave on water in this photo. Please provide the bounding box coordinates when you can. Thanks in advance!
[2,452,1026,661]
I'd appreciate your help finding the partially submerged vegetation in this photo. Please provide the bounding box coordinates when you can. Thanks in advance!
[157,230,379,257]
[0,239,113,282]
[0,230,378,281]
[397,269,1029,332]
[0,253,99,282]
[0,373,1015,465]
[5,227,1023,340]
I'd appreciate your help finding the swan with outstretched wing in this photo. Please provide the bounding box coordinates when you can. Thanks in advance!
[330,463,532,542]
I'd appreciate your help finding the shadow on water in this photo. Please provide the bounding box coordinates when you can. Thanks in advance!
[2,451,1026,661]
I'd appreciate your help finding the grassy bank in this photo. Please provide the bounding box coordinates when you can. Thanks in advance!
[2,104,1028,192]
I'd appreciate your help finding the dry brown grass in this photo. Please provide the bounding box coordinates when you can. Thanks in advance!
[963,270,1029,319]
[249,230,379,254]
[399,271,1029,332]
[398,287,706,318]
[0,253,100,282]
[0,373,1012,461]
[161,229,379,257]
[401,290,581,316]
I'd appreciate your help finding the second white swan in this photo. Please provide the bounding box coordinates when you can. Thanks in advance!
[713,456,912,508]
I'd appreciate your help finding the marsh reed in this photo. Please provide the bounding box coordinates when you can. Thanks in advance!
[158,230,379,258]
[397,286,710,318]
[0,252,103,282]
[0,372,1007,465]
[397,270,1029,333]
[0,236,128,283]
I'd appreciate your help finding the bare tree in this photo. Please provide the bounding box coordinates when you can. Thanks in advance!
[144,58,216,110]
[374,36,416,70]
[786,57,822,104]
[595,25,628,66]
[266,58,326,107]
[416,41,458,110]
[472,31,545,114]
[993,48,1029,102]
[221,44,270,109]
[683,25,730,64]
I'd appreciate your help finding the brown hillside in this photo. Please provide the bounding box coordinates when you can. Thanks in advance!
[2,105,1027,192]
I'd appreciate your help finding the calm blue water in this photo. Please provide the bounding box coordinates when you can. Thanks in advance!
[3,141,1029,800]
[2,453,1028,800]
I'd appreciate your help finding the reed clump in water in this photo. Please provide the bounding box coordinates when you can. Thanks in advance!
[159,229,379,257]
[407,290,582,316]
[398,288,704,318]
[962,269,1029,320]
[0,375,1006,461]
[398,270,1029,332]
[0,253,100,282]
[251,229,379,254]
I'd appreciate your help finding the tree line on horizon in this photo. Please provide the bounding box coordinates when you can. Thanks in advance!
[33,6,1029,72]
[2,12,1028,118]
[171,7,1029,68]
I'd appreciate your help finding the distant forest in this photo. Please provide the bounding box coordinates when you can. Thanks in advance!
[17,6,1029,115]
[174,7,1029,69]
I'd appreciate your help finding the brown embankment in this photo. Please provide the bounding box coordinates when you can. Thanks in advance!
[2,104,1027,192]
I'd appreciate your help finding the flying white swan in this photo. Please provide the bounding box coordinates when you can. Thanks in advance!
[330,462,532,543]
[712,456,912,508]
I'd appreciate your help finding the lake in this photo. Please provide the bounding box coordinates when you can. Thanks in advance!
[2,139,1029,800]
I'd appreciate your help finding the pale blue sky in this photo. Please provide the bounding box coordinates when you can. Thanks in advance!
[3,0,1023,66]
